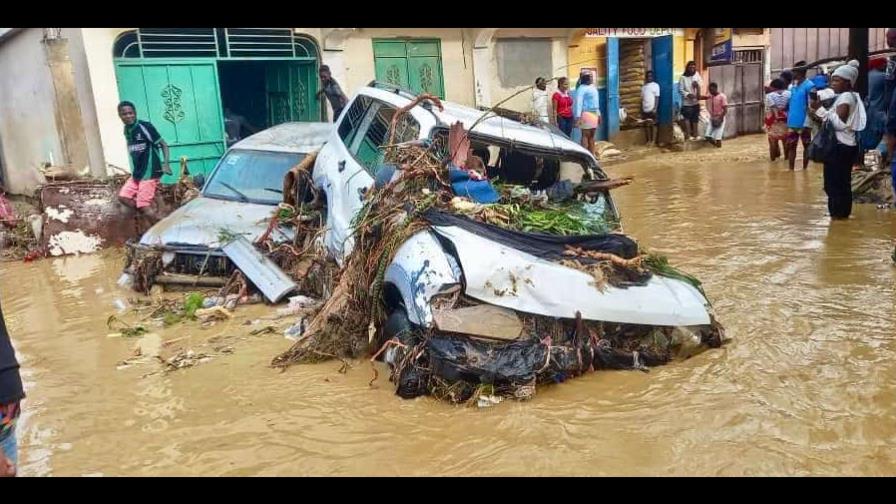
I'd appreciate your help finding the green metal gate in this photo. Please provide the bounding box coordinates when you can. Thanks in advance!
[113,28,321,181]
[114,59,226,182]
[265,62,320,125]
[373,39,444,98]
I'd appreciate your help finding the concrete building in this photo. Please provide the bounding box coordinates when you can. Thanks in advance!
[0,27,771,195]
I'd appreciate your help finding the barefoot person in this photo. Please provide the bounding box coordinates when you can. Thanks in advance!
[574,72,601,154]
[116,101,171,230]
[678,61,703,140]
[702,82,728,147]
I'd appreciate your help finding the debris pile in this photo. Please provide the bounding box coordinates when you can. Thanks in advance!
[852,167,893,207]
[0,187,42,261]
[264,105,723,404]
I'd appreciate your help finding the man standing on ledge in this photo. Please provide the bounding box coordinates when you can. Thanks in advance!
[116,101,171,229]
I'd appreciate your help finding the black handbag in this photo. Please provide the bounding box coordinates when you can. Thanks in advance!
[807,120,837,163]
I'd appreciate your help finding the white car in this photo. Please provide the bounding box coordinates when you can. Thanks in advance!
[313,82,711,338]
[138,122,332,279]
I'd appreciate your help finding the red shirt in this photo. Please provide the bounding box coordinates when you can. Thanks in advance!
[552,91,573,118]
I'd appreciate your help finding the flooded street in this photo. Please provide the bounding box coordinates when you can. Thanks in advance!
[3,134,895,476]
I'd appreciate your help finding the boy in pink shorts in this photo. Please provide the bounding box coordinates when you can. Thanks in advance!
[117,101,171,228]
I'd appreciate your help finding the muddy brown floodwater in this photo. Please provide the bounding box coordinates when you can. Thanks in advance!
[2,135,895,476]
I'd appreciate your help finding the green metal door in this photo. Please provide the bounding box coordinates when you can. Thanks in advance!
[265,61,319,126]
[406,41,444,97]
[114,59,225,181]
[373,40,410,88]
[373,39,444,98]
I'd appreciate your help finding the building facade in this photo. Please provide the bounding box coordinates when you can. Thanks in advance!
[0,27,773,195]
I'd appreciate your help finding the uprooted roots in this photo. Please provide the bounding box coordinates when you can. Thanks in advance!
[271,147,442,367]
[125,244,163,294]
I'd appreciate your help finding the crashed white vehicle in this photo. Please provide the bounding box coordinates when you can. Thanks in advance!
[313,82,712,336]
[137,122,331,287]
[136,83,711,340]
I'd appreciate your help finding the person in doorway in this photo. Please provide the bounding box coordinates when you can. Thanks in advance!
[785,61,815,170]
[116,101,171,229]
[701,83,728,147]
[810,61,867,220]
[223,108,260,147]
[641,70,661,145]
[552,77,574,137]
[531,77,550,124]
[574,72,601,154]
[765,78,791,161]
[678,61,703,140]
[317,65,348,122]
[1,299,25,478]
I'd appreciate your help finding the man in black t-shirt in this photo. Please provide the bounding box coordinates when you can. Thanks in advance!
[116,101,171,227]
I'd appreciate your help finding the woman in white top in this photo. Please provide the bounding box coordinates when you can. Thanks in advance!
[809,61,867,220]
[531,77,550,123]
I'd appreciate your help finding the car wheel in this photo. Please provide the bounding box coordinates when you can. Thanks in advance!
[376,307,420,362]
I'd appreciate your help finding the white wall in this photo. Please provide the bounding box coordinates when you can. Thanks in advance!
[64,28,106,178]
[0,28,58,194]
[80,28,134,175]
[487,35,569,114]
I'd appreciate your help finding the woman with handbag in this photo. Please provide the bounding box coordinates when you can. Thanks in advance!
[809,61,867,220]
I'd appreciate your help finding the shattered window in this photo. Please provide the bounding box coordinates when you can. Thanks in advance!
[391,113,420,144]
[353,100,419,176]
[338,95,373,148]
[355,105,393,173]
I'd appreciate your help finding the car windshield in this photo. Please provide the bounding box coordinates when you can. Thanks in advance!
[204,149,304,205]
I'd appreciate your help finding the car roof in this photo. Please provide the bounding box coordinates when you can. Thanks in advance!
[359,85,593,158]
[232,122,332,154]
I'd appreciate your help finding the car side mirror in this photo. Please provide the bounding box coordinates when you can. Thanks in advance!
[193,174,205,190]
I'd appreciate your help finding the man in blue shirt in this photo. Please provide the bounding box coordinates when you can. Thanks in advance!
[785,61,815,170]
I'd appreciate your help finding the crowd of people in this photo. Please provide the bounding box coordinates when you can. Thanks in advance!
[532,63,728,153]
[531,72,602,154]
[761,27,896,220]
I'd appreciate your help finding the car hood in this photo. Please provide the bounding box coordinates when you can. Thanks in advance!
[140,197,287,248]
[430,225,711,327]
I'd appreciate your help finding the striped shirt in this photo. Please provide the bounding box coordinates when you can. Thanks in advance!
[765,90,791,110]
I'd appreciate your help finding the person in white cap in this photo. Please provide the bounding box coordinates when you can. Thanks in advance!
[810,60,867,220]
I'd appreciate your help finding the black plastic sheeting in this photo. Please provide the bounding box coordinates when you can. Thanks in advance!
[395,334,660,401]
[391,319,725,402]
[422,209,639,262]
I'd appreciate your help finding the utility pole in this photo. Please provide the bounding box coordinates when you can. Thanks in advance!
[848,28,869,99]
